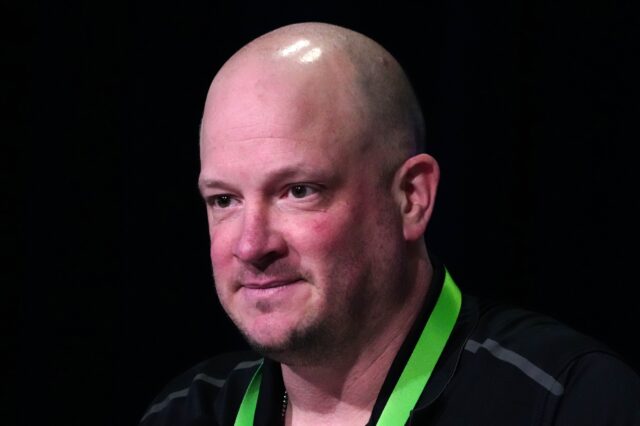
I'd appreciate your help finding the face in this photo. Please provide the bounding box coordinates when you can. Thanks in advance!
[199,59,407,363]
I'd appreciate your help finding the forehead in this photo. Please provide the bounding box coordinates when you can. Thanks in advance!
[200,54,368,157]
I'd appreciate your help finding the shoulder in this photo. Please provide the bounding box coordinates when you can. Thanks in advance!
[548,351,640,424]
[454,297,640,424]
[467,298,611,370]
[139,351,262,426]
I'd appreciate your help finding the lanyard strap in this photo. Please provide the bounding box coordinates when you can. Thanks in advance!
[235,362,263,426]
[235,269,462,426]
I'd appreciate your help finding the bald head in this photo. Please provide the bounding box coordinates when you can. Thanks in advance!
[201,23,425,176]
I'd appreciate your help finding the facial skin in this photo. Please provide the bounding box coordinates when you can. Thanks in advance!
[199,23,437,366]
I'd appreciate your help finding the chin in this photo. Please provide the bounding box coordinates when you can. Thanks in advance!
[239,315,337,366]
[237,326,297,362]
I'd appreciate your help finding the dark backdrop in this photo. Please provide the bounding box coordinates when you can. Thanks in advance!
[20,0,638,425]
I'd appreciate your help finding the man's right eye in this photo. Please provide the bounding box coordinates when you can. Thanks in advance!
[209,194,234,208]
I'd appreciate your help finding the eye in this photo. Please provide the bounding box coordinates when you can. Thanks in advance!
[288,184,318,199]
[209,194,235,208]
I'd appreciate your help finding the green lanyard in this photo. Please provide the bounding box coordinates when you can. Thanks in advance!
[235,269,462,426]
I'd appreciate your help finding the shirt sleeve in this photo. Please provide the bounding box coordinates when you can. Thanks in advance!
[549,352,640,425]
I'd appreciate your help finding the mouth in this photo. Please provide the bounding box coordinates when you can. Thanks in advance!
[239,279,306,305]
[241,278,303,290]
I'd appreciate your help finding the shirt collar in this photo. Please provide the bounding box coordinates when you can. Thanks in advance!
[367,257,477,423]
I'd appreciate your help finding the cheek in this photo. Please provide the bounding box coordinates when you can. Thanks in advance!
[289,205,366,265]
[300,213,343,246]
[208,225,236,275]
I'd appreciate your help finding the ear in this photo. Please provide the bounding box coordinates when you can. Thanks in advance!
[393,154,440,242]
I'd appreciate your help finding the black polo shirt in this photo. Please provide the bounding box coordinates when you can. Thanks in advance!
[140,266,640,425]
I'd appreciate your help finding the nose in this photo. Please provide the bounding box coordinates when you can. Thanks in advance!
[232,203,286,270]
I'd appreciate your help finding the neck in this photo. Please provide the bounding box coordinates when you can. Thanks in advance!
[282,252,433,425]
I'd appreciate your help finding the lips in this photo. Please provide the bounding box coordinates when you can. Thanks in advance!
[241,278,302,289]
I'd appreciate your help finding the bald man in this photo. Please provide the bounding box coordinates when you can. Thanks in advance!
[140,23,639,426]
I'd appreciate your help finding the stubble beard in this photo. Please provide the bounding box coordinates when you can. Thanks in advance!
[233,281,362,366]
[230,264,401,367]
[240,312,339,365]
[224,270,374,367]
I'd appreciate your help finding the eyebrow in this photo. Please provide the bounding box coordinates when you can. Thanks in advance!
[198,165,331,195]
[199,178,226,189]
[197,178,236,197]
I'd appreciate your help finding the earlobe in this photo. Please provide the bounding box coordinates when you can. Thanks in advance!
[394,154,440,242]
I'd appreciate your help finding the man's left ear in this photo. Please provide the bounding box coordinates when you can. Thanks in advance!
[393,154,440,242]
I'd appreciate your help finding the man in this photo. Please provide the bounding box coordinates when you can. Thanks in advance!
[141,23,639,425]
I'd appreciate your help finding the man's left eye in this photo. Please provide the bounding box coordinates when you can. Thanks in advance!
[288,184,318,199]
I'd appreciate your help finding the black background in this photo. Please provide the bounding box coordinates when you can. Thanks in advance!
[18,0,638,425]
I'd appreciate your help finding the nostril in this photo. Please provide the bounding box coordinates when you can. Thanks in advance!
[233,229,287,266]
[233,235,289,272]
[249,251,283,272]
